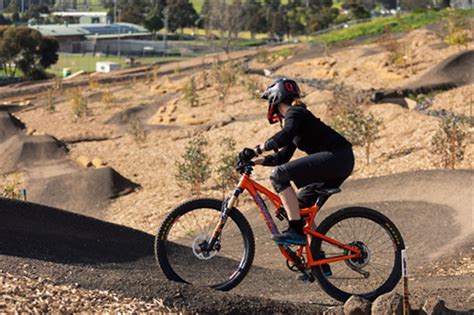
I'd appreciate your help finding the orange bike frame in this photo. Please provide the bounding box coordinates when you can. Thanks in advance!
[236,174,361,268]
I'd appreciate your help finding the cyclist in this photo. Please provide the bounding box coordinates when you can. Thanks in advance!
[239,78,354,246]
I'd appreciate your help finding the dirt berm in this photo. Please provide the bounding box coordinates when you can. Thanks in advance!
[0,169,472,312]
[374,50,474,101]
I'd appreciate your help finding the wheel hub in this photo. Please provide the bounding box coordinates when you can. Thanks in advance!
[345,241,370,269]
[192,234,219,260]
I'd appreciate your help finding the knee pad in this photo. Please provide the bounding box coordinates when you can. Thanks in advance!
[270,166,291,193]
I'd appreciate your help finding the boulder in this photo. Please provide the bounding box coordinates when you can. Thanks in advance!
[343,295,371,315]
[372,292,403,315]
[422,297,469,315]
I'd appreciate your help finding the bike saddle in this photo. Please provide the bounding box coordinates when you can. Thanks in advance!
[314,187,341,196]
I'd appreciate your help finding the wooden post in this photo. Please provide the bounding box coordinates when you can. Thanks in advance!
[402,249,410,315]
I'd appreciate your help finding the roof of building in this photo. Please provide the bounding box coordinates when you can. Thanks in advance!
[29,23,150,38]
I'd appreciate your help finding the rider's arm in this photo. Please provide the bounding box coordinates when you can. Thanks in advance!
[262,109,302,152]
[261,144,297,166]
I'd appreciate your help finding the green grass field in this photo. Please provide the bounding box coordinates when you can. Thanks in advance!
[310,9,474,44]
[50,54,186,76]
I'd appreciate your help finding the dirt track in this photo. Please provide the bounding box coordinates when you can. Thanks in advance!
[1,170,472,313]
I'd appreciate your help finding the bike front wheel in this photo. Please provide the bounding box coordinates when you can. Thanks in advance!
[155,198,255,291]
[311,207,405,302]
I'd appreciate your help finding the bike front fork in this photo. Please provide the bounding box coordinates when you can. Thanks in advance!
[206,188,243,251]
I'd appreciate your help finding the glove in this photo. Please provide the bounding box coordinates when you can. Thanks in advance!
[239,147,257,162]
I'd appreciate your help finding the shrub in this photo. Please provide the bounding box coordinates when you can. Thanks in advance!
[101,87,116,108]
[216,137,239,197]
[128,115,147,143]
[215,63,237,102]
[175,136,211,196]
[46,88,55,113]
[183,77,199,107]
[431,113,468,169]
[2,173,22,199]
[333,106,382,164]
[242,75,262,98]
[88,75,100,90]
[442,10,471,47]
[329,85,383,164]
[69,88,89,119]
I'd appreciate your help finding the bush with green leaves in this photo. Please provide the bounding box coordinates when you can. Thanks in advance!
[431,114,468,169]
[176,136,211,196]
[216,137,239,197]
[332,105,383,165]
[183,77,199,107]
[442,10,470,47]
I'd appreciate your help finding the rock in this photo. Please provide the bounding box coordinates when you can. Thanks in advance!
[91,157,106,168]
[372,292,403,315]
[263,69,272,77]
[76,155,92,168]
[343,295,371,315]
[405,98,417,110]
[158,106,166,113]
[422,297,466,315]
[323,305,344,315]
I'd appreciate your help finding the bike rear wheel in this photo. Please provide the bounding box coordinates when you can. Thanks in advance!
[155,198,255,291]
[311,207,404,302]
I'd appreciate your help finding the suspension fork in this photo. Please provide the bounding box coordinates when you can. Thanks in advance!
[206,187,243,251]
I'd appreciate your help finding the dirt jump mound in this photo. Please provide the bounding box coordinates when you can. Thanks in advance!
[0,111,25,141]
[0,110,140,215]
[0,135,68,174]
[27,166,140,215]
[0,197,152,264]
[373,50,474,101]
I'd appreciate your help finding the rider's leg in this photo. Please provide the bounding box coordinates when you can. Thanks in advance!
[270,166,306,245]
[279,186,300,221]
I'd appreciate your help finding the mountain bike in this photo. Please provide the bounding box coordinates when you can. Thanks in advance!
[155,155,405,302]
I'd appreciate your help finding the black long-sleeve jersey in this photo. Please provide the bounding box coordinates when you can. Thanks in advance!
[262,104,351,166]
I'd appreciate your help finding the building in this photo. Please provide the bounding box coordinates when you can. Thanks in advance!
[29,23,152,53]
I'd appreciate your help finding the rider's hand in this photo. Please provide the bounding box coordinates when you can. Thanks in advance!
[239,148,257,162]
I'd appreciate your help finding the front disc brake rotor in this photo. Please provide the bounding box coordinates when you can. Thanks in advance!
[192,234,218,260]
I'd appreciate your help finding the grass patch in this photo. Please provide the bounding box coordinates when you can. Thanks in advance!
[49,54,187,76]
[310,9,474,44]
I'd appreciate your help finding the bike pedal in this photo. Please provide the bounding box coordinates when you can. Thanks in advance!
[295,272,314,283]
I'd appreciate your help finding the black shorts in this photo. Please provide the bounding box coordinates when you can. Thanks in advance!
[276,145,354,207]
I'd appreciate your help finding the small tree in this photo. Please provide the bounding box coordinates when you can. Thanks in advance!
[183,77,199,107]
[69,88,89,119]
[176,136,211,195]
[431,114,467,169]
[216,137,239,198]
[333,106,382,164]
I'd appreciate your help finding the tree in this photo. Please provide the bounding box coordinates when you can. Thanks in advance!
[206,0,245,52]
[144,4,164,38]
[242,0,267,39]
[167,0,199,34]
[121,2,144,25]
[0,26,59,80]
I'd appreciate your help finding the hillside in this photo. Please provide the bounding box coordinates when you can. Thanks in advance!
[1,25,473,312]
